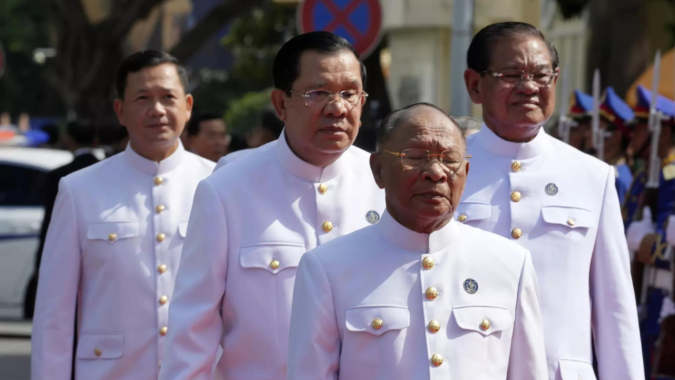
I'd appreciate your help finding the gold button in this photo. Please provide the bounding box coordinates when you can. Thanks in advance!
[94,348,102,357]
[422,256,435,270]
[431,353,443,367]
[511,161,521,172]
[510,191,521,202]
[156,204,165,213]
[458,214,467,222]
[154,177,164,186]
[322,221,333,233]
[371,318,384,330]
[156,233,165,242]
[511,228,522,239]
[481,318,491,331]
[428,320,441,333]
[318,183,328,194]
[159,326,168,336]
[567,218,576,226]
[270,260,280,270]
[108,233,117,242]
[157,264,167,274]
[425,287,438,301]
[159,295,168,305]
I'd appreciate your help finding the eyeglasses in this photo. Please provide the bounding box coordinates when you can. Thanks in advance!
[289,89,368,110]
[381,149,471,174]
[482,70,558,87]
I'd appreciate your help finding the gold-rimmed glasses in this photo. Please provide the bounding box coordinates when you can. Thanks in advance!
[482,70,558,87]
[381,148,471,174]
[289,89,368,110]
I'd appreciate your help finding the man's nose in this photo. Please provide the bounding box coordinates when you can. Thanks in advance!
[517,78,539,95]
[148,100,166,116]
[421,160,448,183]
[323,96,349,118]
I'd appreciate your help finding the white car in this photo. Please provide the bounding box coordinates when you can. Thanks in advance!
[0,147,72,319]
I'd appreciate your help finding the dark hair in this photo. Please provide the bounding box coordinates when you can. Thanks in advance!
[375,102,464,151]
[273,31,366,94]
[260,109,284,137]
[66,120,97,145]
[467,22,559,73]
[115,50,188,99]
[186,112,224,136]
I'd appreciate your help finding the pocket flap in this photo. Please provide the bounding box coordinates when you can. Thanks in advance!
[453,305,512,336]
[87,222,139,242]
[76,334,123,359]
[455,202,492,222]
[541,206,594,229]
[178,222,189,238]
[559,359,597,380]
[345,305,410,336]
[239,243,306,274]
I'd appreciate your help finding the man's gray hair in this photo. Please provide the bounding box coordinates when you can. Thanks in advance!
[375,102,465,152]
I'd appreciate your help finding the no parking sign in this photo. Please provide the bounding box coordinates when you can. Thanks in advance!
[298,0,383,59]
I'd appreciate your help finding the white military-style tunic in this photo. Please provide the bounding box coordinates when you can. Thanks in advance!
[31,143,215,380]
[288,210,548,380]
[159,132,385,380]
[459,126,643,380]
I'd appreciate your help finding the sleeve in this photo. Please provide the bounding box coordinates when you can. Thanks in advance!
[287,252,340,380]
[158,180,229,380]
[507,251,548,380]
[31,178,81,380]
[591,166,645,380]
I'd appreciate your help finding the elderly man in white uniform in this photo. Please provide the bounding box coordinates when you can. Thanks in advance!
[288,103,548,380]
[460,22,643,380]
[159,32,385,380]
[31,51,215,380]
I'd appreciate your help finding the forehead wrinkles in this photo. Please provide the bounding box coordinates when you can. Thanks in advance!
[492,37,552,69]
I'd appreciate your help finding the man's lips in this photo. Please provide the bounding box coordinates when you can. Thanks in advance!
[416,191,448,200]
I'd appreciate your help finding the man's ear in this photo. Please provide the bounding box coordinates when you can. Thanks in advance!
[271,89,289,122]
[113,99,124,125]
[461,160,470,193]
[464,69,483,105]
[370,153,385,189]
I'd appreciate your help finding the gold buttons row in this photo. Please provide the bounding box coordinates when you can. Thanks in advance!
[269,259,280,270]
[511,161,521,172]
[318,183,328,194]
[156,204,165,213]
[510,191,521,203]
[322,221,333,232]
[109,233,166,242]
[431,353,444,367]
[458,214,467,223]
[159,295,168,305]
[511,228,522,239]
[159,326,168,336]
[158,264,167,274]
[422,256,434,270]
[154,177,164,186]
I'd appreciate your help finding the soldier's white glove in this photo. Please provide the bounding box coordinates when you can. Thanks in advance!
[626,207,655,252]
[666,215,675,245]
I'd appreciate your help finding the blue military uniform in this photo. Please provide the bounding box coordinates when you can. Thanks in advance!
[569,89,594,119]
[624,85,675,379]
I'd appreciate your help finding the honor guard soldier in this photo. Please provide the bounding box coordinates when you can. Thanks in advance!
[31,51,215,380]
[461,22,643,380]
[158,32,385,380]
[597,87,635,203]
[625,85,675,377]
[567,89,593,151]
[288,103,548,380]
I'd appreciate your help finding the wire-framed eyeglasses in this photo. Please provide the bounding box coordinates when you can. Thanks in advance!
[289,89,368,110]
[482,70,558,87]
[381,149,471,174]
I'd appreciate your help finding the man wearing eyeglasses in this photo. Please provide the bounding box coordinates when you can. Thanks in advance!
[288,102,548,379]
[460,22,643,380]
[158,32,385,380]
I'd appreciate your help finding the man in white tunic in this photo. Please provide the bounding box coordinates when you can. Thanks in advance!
[159,32,385,380]
[31,51,215,380]
[288,103,548,380]
[461,22,643,380]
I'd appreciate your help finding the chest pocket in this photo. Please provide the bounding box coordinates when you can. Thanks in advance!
[452,305,512,336]
[87,222,139,243]
[541,206,595,230]
[455,202,492,223]
[239,243,306,274]
[345,305,410,336]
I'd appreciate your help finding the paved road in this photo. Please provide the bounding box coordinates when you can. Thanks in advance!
[0,321,31,380]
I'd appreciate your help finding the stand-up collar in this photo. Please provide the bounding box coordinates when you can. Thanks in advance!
[376,210,457,253]
[477,124,549,159]
[124,141,185,176]
[275,129,348,182]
